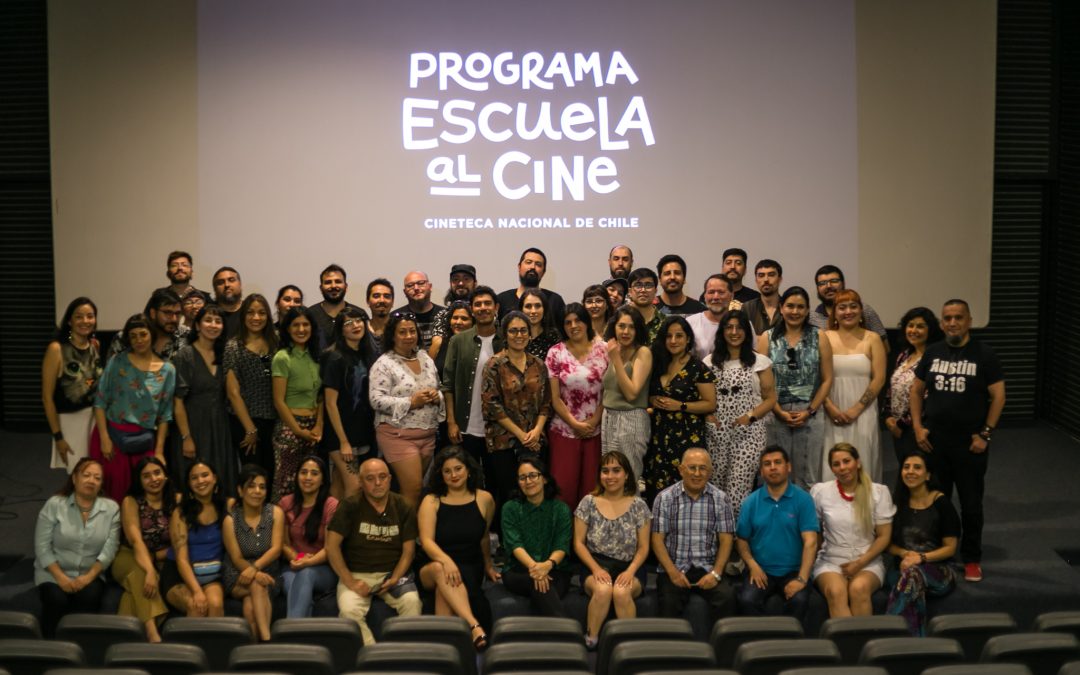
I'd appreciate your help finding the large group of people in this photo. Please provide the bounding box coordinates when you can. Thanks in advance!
[35,245,1005,642]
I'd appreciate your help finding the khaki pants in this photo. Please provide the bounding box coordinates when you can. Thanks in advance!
[337,571,421,645]
[111,546,168,624]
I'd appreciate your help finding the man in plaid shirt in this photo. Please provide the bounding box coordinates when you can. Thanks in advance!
[651,448,737,623]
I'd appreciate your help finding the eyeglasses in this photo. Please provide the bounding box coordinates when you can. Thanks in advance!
[404,281,429,289]
[506,327,530,336]
[682,464,710,475]
[583,298,606,305]
[631,282,656,291]
[343,318,365,328]
[816,278,843,288]
[517,472,542,482]
[182,297,205,306]
[391,311,416,320]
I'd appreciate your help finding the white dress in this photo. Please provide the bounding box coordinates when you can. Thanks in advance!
[822,353,882,482]
[810,481,895,584]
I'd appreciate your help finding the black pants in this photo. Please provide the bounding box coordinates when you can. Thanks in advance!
[657,568,736,624]
[39,578,105,638]
[502,568,571,617]
[735,570,810,620]
[229,415,276,486]
[464,434,518,537]
[930,430,988,562]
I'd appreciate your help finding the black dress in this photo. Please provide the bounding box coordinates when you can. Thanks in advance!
[420,498,492,629]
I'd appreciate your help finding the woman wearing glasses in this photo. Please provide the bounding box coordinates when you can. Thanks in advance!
[582,284,613,340]
[369,310,444,506]
[481,311,552,508]
[224,294,279,485]
[756,287,833,488]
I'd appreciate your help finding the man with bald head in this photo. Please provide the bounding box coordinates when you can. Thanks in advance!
[326,458,421,644]
[309,264,362,350]
[393,270,443,350]
[651,448,737,623]
[608,244,634,280]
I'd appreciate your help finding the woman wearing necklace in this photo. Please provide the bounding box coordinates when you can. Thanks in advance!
[270,305,324,502]
[34,457,120,638]
[642,315,716,503]
[92,314,176,502]
[756,287,833,489]
[279,456,339,617]
[173,305,235,492]
[481,311,552,510]
[42,296,103,472]
[223,464,284,642]
[112,456,174,641]
[547,303,609,506]
[601,306,653,486]
[369,311,444,506]
[886,450,960,635]
[884,308,943,463]
[224,294,279,486]
[811,443,894,618]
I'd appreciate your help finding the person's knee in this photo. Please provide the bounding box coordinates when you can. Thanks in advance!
[822,581,847,604]
[612,585,633,602]
[590,582,613,602]
[397,591,422,616]
[849,577,876,602]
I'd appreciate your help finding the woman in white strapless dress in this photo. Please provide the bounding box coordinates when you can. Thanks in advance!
[822,290,887,481]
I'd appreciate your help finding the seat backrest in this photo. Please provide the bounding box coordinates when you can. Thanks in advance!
[56,613,144,666]
[1034,611,1080,639]
[711,616,805,668]
[0,638,84,675]
[355,642,464,675]
[609,640,717,675]
[1059,661,1080,675]
[929,613,1020,661]
[733,638,842,675]
[597,618,694,675]
[820,615,911,664]
[39,669,149,675]
[491,616,584,645]
[629,670,739,675]
[922,665,1037,675]
[228,643,335,675]
[105,641,208,675]
[482,642,589,675]
[859,636,966,675]
[271,617,364,674]
[0,610,41,639]
[981,632,1080,675]
[161,616,253,671]
[771,668,889,675]
[379,615,475,675]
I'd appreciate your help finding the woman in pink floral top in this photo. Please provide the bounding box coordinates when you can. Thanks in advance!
[546,303,609,507]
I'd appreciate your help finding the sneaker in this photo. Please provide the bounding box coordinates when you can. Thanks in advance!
[964,562,983,582]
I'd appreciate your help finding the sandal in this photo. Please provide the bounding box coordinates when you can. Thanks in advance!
[470,623,488,652]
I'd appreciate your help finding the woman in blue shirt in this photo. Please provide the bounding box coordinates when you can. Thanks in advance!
[162,460,227,617]
[34,457,120,637]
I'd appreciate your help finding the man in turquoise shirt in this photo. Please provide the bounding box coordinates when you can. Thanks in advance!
[735,445,818,621]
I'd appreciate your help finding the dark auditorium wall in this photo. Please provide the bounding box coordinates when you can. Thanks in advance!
[0,0,1076,432]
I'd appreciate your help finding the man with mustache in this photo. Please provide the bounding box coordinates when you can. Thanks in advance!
[428,264,478,361]
[365,278,395,352]
[309,264,362,351]
[496,247,565,324]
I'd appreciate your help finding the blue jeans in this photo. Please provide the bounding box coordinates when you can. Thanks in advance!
[281,563,338,618]
[735,570,811,621]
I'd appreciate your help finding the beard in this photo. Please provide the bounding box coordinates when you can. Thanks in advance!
[321,288,345,303]
[945,334,965,346]
[520,270,541,288]
[167,270,190,284]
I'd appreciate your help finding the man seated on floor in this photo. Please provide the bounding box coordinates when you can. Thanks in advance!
[651,447,737,624]
[326,458,421,644]
[735,445,819,621]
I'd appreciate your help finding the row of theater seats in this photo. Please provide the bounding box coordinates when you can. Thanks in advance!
[1,611,1080,675]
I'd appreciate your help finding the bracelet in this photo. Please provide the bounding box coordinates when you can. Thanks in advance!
[53,431,64,441]
[795,576,807,584]
[919,552,927,564]
[245,429,257,437]
[710,570,722,582]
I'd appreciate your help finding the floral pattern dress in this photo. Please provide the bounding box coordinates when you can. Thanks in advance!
[545,340,609,441]
[643,358,715,499]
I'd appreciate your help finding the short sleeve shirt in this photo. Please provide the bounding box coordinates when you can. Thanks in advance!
[574,495,651,562]
[271,347,321,410]
[546,340,609,438]
[328,492,417,572]
[914,338,1003,434]
[736,483,819,577]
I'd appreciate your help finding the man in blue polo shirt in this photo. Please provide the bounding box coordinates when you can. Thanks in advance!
[735,445,819,620]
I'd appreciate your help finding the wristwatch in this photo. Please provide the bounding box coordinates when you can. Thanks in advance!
[795,576,807,584]
[710,570,722,582]
[680,402,688,412]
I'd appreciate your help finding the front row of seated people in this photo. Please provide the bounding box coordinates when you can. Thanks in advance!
[35,441,959,646]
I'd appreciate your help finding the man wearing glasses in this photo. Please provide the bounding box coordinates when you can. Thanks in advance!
[627,267,666,345]
[392,271,443,350]
[108,288,186,361]
[156,250,202,301]
[651,448,737,624]
[808,265,888,344]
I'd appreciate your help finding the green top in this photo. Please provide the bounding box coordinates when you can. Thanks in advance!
[602,354,649,411]
[271,347,321,410]
[500,497,572,572]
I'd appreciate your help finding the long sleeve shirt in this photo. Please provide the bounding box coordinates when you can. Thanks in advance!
[34,495,120,585]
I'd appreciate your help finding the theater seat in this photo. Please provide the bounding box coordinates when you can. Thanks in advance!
[922,665,1035,675]
[40,670,149,675]
[271,617,363,674]
[0,638,84,675]
[0,610,41,639]
[1033,611,1080,639]
[597,617,695,675]
[773,668,888,675]
[491,616,583,645]
[354,642,464,675]
[228,643,335,675]
[929,613,1019,661]
[859,636,965,675]
[732,639,841,675]
[820,615,910,664]
[482,642,589,675]
[710,616,804,668]
[379,615,476,675]
[608,640,717,675]
[55,613,144,665]
[161,616,253,671]
[104,641,208,675]
[980,632,1080,675]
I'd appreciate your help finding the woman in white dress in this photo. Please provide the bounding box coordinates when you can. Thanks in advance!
[811,443,894,617]
[822,290,886,481]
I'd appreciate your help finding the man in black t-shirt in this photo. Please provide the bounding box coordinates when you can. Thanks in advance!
[656,253,706,317]
[910,299,1005,583]
[392,270,443,350]
[309,264,362,350]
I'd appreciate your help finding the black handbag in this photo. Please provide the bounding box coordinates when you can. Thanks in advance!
[106,424,155,455]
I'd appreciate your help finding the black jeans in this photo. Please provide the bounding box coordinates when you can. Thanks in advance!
[735,570,810,620]
[39,578,106,638]
[502,568,571,617]
[929,429,988,562]
[657,567,736,624]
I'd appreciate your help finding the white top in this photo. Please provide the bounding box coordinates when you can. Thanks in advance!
[810,480,895,562]
[465,335,495,437]
[686,312,758,362]
[369,350,445,429]
[704,352,772,397]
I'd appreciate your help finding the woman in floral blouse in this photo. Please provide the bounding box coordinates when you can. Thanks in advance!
[884,307,943,463]
[546,303,608,507]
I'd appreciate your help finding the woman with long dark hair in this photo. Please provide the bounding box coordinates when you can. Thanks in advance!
[583,284,613,341]
[601,306,653,483]
[172,304,235,492]
[417,446,499,651]
[322,307,378,499]
[163,460,227,617]
[884,307,944,462]
[271,305,323,501]
[705,309,776,518]
[42,297,102,472]
[434,300,474,375]
[224,294,279,483]
[34,457,120,638]
[519,288,560,361]
[92,314,176,502]
[113,457,175,641]
[642,315,717,501]
[756,286,833,488]
[279,456,339,617]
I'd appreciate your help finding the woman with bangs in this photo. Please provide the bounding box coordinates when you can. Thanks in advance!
[172,304,235,492]
[271,305,324,502]
[582,284,613,340]
[224,294,279,483]
[600,305,653,484]
[822,289,887,482]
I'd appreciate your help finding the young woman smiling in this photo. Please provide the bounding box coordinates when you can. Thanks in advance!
[600,306,653,486]
[271,306,324,502]
[42,296,102,472]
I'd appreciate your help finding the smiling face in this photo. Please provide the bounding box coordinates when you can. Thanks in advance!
[665,323,689,357]
[392,319,419,354]
[188,463,217,499]
[584,293,607,319]
[245,300,269,334]
[297,460,323,497]
[320,271,347,304]
[614,314,636,347]
[599,457,628,495]
[606,283,626,308]
[182,293,206,322]
[238,474,268,509]
[781,294,808,328]
[504,317,531,353]
[471,293,497,328]
[449,308,474,335]
[342,315,367,344]
[139,462,166,497]
[517,462,546,501]
[167,256,192,284]
[905,316,930,350]
[703,278,733,314]
[521,295,544,327]
[834,299,863,329]
[449,272,475,300]
[829,449,860,485]
[723,317,746,349]
[441,458,468,490]
[659,262,685,295]
[69,303,97,339]
[815,272,844,303]
[288,315,312,348]
[367,284,394,318]
[900,455,930,491]
[564,313,588,342]
[196,311,224,342]
[277,289,303,318]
